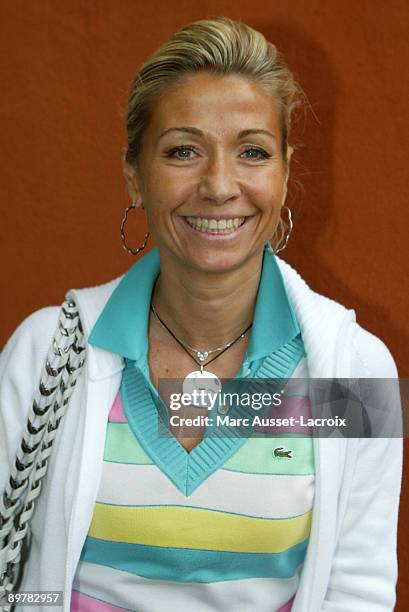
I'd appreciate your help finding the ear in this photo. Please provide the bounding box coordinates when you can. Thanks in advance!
[121,147,143,207]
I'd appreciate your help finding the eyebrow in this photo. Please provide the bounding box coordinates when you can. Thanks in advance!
[159,127,276,140]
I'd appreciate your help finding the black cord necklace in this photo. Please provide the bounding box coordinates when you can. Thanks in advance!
[150,303,253,407]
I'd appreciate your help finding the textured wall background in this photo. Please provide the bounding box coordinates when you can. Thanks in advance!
[1,0,408,605]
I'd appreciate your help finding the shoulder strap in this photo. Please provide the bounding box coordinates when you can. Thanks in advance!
[0,298,86,603]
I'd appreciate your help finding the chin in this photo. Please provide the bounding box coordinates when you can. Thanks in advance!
[181,247,256,275]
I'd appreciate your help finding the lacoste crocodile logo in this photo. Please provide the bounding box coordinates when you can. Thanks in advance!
[273,447,292,458]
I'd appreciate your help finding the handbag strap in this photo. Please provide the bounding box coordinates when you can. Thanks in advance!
[0,298,86,604]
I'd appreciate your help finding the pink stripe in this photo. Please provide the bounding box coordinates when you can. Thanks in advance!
[256,395,313,435]
[70,590,128,611]
[108,391,126,423]
[276,595,295,612]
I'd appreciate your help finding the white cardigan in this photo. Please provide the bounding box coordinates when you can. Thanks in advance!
[0,258,402,612]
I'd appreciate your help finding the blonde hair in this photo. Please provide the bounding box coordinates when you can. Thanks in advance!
[125,17,303,165]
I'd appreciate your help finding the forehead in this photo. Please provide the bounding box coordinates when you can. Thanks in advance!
[145,73,282,139]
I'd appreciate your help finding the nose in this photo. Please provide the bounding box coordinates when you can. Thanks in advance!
[198,154,241,205]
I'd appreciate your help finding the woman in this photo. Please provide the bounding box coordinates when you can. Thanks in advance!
[0,17,402,612]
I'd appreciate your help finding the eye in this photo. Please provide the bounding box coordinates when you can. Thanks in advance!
[166,146,197,160]
[240,147,271,160]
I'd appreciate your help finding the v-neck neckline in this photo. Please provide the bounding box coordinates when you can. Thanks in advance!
[121,336,304,497]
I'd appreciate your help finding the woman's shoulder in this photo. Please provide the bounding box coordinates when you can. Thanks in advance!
[1,306,61,373]
[1,275,123,360]
[348,322,398,378]
[276,257,398,378]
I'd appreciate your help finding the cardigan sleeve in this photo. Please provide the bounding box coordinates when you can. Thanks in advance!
[321,324,403,611]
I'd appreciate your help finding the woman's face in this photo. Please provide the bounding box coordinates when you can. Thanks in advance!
[125,73,291,274]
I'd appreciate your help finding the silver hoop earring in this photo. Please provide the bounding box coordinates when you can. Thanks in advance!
[265,206,293,255]
[120,203,150,256]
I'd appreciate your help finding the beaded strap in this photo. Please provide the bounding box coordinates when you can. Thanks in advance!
[0,298,86,607]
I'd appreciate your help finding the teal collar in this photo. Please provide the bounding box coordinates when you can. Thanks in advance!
[88,247,300,364]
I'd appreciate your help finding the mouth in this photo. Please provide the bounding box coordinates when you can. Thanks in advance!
[183,216,247,235]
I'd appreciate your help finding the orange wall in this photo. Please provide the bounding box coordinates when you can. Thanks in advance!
[1,0,408,605]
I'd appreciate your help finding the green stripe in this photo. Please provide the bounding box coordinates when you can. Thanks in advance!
[104,425,314,475]
[222,436,315,475]
[104,422,153,464]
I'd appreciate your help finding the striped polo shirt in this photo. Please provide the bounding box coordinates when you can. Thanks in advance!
[71,247,315,611]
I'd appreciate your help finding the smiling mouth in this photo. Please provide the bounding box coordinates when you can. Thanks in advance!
[184,216,246,234]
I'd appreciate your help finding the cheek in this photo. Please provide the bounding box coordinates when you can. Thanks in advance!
[145,167,191,209]
[252,184,285,214]
[249,168,286,202]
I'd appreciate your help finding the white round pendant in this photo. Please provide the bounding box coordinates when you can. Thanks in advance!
[182,370,222,408]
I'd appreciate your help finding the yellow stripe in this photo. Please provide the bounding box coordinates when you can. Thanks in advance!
[89,504,312,553]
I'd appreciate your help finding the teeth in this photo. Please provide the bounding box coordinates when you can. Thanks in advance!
[186,217,245,233]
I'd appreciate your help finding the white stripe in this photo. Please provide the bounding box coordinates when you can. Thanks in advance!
[283,359,310,397]
[274,357,311,397]
[97,462,314,519]
[287,357,309,380]
[73,560,299,612]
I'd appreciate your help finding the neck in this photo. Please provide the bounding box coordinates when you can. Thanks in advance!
[152,250,264,349]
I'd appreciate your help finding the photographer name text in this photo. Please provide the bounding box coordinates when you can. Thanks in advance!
[169,414,347,428]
